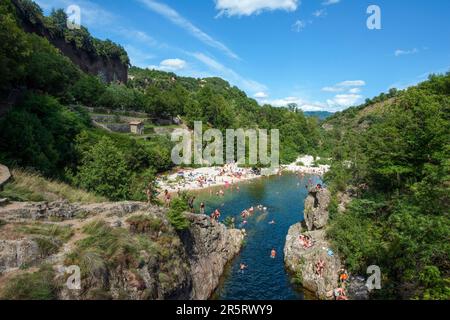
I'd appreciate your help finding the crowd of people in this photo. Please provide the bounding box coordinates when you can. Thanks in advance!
[156,163,261,194]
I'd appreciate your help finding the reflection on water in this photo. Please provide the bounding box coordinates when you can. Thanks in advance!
[192,173,322,300]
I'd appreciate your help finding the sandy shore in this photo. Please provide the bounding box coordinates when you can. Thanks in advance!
[156,155,330,194]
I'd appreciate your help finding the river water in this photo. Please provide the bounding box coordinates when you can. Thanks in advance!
[193,173,321,300]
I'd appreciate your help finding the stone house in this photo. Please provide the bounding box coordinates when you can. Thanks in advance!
[129,121,144,135]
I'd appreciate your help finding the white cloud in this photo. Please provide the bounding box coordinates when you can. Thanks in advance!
[322,80,366,93]
[190,52,266,93]
[254,92,269,99]
[215,0,299,17]
[260,96,328,111]
[322,86,344,93]
[312,9,327,17]
[348,87,361,94]
[327,94,363,108]
[150,58,187,72]
[160,58,187,71]
[138,0,239,60]
[337,80,366,87]
[322,0,340,6]
[394,48,419,57]
[292,19,308,32]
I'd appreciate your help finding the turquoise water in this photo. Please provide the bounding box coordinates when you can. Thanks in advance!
[193,173,322,300]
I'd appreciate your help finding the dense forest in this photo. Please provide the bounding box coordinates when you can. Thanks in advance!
[322,74,450,299]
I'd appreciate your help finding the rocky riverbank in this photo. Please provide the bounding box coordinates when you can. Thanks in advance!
[284,188,369,300]
[0,201,244,300]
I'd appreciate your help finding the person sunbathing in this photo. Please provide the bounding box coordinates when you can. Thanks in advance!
[315,259,325,277]
[334,287,348,300]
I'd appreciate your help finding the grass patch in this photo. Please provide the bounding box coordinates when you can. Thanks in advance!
[0,169,106,203]
[0,265,59,300]
[65,220,150,275]
[126,215,166,234]
[35,237,60,257]
[15,223,74,243]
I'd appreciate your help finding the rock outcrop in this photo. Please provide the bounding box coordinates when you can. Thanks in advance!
[0,201,149,222]
[0,201,244,300]
[285,186,370,300]
[284,224,340,299]
[347,276,370,300]
[303,188,331,231]
[284,188,341,299]
[0,164,11,191]
[0,239,40,273]
[182,214,245,300]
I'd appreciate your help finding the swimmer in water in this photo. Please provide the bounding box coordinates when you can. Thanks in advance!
[271,249,277,259]
[240,263,248,272]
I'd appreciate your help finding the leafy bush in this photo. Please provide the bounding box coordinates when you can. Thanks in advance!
[74,136,131,200]
[167,197,190,231]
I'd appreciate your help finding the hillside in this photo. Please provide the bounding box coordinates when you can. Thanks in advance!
[321,73,450,299]
[304,111,334,121]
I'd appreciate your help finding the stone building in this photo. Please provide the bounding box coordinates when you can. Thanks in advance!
[129,121,144,135]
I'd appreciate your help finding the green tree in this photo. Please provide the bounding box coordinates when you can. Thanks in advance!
[74,136,131,200]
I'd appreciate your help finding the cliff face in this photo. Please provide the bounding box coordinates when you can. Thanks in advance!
[303,188,331,231]
[45,36,128,83]
[182,214,245,300]
[13,0,128,83]
[0,201,244,300]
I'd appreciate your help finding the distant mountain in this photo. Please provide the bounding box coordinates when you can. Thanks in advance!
[303,111,334,120]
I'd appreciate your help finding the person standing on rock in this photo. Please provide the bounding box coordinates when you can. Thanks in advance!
[200,202,205,215]
[145,184,153,204]
[188,196,196,213]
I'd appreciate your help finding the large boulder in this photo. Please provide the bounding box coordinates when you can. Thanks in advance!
[304,188,331,231]
[181,214,245,300]
[347,276,370,300]
[284,223,341,300]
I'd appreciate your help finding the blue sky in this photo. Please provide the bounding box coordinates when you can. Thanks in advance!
[35,0,450,111]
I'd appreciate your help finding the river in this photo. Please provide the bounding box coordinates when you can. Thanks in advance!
[193,173,322,300]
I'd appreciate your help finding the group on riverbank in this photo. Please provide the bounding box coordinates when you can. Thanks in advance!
[156,155,330,195]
